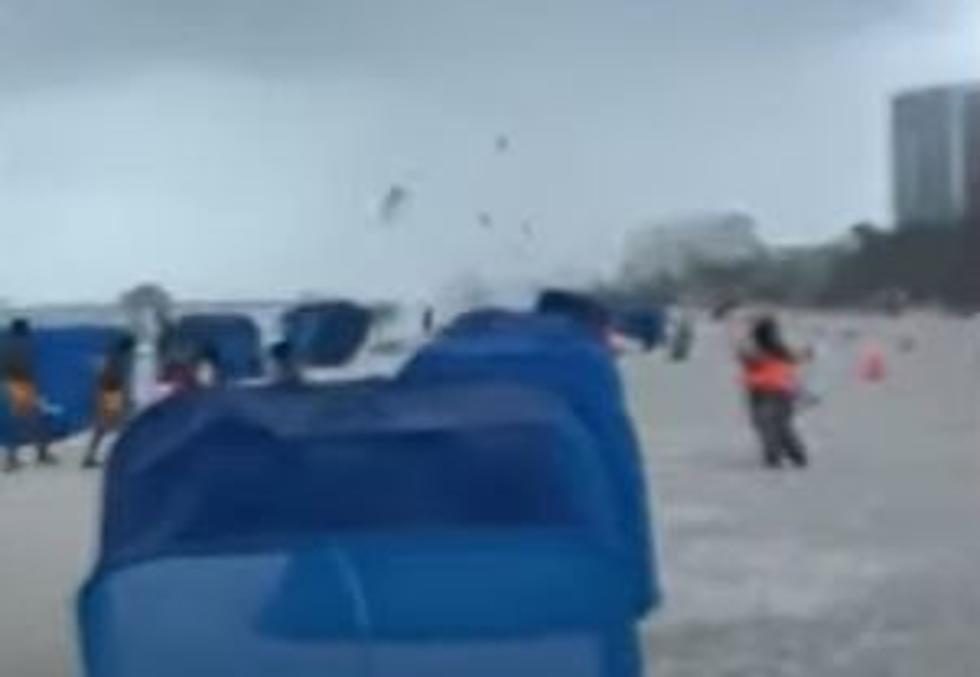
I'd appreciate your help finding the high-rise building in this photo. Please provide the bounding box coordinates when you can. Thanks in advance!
[966,89,980,221]
[892,83,980,228]
[964,91,980,305]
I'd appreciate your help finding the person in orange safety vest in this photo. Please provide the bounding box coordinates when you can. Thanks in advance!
[738,315,809,469]
[2,318,56,471]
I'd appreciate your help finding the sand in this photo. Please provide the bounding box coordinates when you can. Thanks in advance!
[0,313,976,676]
[0,440,100,677]
[632,314,980,676]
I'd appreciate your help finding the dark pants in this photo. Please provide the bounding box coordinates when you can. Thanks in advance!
[749,391,808,467]
[6,410,52,468]
[83,389,132,468]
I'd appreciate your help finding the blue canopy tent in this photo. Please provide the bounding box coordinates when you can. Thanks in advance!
[612,308,667,351]
[80,383,645,677]
[282,302,373,368]
[171,314,263,382]
[439,307,549,340]
[0,326,131,446]
[401,311,659,615]
[536,289,611,336]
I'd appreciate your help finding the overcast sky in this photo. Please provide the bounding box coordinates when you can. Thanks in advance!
[0,0,978,303]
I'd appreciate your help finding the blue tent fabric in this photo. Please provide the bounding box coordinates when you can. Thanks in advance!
[172,314,263,381]
[401,311,659,614]
[439,308,526,338]
[0,326,130,445]
[282,302,372,368]
[80,383,644,677]
[261,533,635,640]
[536,289,611,335]
[441,308,605,346]
[613,309,667,349]
[94,382,623,570]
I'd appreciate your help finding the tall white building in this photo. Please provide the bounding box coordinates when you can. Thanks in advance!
[892,83,980,228]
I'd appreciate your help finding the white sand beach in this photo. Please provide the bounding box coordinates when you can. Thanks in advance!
[0,313,977,676]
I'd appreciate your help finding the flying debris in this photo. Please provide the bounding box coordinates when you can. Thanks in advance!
[379,184,411,224]
[521,221,535,239]
[477,212,494,230]
[494,135,511,153]
[711,298,741,321]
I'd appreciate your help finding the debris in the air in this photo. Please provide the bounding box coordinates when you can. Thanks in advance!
[521,221,534,238]
[379,184,410,224]
[495,135,510,153]
[478,212,493,230]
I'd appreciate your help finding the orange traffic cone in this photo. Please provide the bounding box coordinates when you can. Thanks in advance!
[859,342,887,383]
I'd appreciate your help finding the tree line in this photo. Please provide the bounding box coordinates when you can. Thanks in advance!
[604,217,980,313]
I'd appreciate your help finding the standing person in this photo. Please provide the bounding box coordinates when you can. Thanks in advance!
[269,340,303,387]
[158,331,200,394]
[737,315,809,469]
[161,354,198,393]
[670,313,695,362]
[82,335,136,469]
[2,319,56,471]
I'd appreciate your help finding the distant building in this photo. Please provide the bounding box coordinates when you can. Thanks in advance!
[892,83,980,228]
[620,211,765,282]
[967,90,980,222]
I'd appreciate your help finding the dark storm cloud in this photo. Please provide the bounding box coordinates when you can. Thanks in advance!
[0,0,332,89]
[0,0,966,90]
[0,0,976,302]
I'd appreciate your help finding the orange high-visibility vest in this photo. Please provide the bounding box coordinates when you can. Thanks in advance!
[743,356,798,394]
[6,379,39,416]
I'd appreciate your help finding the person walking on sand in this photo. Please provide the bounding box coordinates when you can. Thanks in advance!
[82,335,136,469]
[670,312,695,362]
[736,315,809,469]
[2,319,56,471]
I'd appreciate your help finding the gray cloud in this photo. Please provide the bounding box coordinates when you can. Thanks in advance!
[0,1,977,302]
[0,1,969,90]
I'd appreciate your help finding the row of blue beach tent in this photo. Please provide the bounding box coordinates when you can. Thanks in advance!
[536,290,667,351]
[0,326,131,446]
[2,297,664,447]
[76,294,661,677]
[159,301,374,382]
[0,302,376,447]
